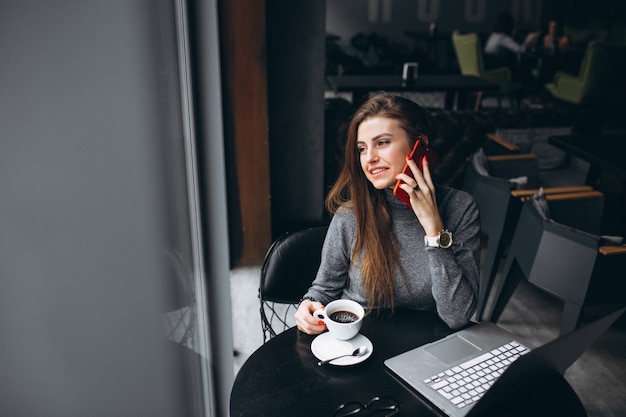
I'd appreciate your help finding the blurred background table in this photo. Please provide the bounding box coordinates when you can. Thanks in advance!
[326,74,498,109]
[548,134,626,184]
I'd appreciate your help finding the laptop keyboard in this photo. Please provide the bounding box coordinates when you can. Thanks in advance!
[423,341,530,409]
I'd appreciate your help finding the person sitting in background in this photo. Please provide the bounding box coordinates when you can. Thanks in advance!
[524,17,574,85]
[484,12,526,71]
[294,93,480,334]
[524,17,572,57]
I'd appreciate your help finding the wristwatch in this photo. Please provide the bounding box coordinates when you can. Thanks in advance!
[424,229,453,248]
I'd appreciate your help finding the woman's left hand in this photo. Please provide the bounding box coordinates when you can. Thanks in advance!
[395,156,444,236]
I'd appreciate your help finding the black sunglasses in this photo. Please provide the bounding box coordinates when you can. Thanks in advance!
[333,396,400,417]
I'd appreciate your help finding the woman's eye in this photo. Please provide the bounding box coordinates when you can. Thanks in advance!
[357,146,366,153]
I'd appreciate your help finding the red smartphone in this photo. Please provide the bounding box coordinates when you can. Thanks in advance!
[393,140,438,209]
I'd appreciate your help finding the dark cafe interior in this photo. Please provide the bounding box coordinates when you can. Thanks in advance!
[2,0,626,416]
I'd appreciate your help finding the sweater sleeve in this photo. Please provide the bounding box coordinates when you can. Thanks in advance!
[426,192,481,329]
[302,211,354,305]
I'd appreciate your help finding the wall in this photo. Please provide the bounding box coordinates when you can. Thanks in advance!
[327,0,543,46]
[267,1,328,238]
[219,0,272,266]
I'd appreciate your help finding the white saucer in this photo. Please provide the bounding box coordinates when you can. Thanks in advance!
[310,333,373,366]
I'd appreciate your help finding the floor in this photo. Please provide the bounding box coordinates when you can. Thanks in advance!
[230,263,626,417]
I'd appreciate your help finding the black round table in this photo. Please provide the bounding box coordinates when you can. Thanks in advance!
[230,310,587,417]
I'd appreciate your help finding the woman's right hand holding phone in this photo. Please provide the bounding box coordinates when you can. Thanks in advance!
[397,156,445,237]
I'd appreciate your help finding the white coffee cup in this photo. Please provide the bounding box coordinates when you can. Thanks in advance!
[313,299,364,340]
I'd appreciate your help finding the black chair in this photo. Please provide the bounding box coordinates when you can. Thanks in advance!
[259,225,328,342]
[463,134,593,321]
[488,191,626,335]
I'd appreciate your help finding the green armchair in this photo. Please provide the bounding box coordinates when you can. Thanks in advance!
[545,41,626,106]
[451,31,523,109]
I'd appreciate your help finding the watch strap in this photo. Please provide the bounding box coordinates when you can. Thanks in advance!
[424,235,439,247]
[424,229,453,248]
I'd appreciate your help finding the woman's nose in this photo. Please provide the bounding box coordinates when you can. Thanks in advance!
[364,148,378,162]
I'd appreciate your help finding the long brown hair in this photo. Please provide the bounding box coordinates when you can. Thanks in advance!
[326,93,436,311]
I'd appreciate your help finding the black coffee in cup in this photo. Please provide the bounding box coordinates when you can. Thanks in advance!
[329,310,359,323]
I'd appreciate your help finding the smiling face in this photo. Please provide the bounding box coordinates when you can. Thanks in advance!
[357,116,413,190]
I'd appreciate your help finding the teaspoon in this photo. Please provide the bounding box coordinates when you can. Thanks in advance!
[317,345,368,366]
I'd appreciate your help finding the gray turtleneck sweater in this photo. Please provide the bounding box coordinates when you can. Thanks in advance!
[304,186,480,329]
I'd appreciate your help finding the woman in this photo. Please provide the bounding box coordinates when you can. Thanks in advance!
[524,17,574,85]
[525,17,571,56]
[294,93,480,333]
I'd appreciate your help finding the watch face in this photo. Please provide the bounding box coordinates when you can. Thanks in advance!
[438,231,452,248]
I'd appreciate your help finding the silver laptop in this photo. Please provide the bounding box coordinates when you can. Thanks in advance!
[384,308,625,417]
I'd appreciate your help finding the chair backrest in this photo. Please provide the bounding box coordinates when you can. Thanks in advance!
[463,156,521,320]
[452,31,485,76]
[488,194,606,334]
[463,154,520,243]
[577,41,626,104]
[259,225,328,342]
[464,146,542,319]
[518,196,602,294]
